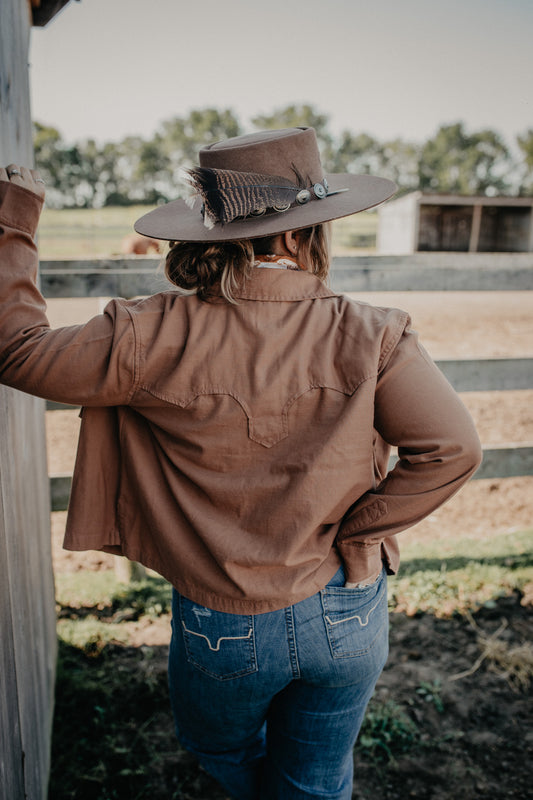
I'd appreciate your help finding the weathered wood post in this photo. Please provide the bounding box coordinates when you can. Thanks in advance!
[0,1,68,796]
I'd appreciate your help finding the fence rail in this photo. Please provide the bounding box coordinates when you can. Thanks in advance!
[48,445,533,512]
[43,256,533,512]
[46,354,533,512]
[39,252,533,297]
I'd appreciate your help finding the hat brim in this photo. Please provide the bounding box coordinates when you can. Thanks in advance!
[134,174,396,242]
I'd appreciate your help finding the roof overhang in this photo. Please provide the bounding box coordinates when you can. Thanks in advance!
[31,0,79,27]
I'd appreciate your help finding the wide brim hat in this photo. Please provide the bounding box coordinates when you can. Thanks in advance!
[135,127,396,242]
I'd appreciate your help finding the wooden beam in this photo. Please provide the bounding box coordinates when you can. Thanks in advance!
[39,258,533,295]
[474,444,533,480]
[49,472,72,512]
[1,2,56,797]
[329,264,533,292]
[50,444,533,511]
[31,0,76,27]
[436,358,533,392]
[386,445,533,484]
[468,204,482,252]
[44,357,533,411]
[40,268,172,299]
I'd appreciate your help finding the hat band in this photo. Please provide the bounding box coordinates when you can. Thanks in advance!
[238,178,344,221]
[186,167,348,230]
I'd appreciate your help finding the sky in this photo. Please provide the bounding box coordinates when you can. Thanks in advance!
[29,0,533,150]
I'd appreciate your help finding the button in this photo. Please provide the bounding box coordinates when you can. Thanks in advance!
[296,189,311,205]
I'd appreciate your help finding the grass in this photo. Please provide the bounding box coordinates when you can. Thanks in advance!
[56,570,172,613]
[356,700,420,763]
[56,572,173,653]
[38,206,379,259]
[48,527,533,799]
[388,529,533,617]
[38,205,153,259]
[49,639,179,800]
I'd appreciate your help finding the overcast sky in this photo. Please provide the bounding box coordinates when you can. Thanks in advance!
[29,0,532,149]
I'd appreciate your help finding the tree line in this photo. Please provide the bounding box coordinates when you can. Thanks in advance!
[33,104,533,209]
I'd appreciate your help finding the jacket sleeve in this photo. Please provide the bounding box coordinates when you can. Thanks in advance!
[0,181,137,406]
[336,323,482,583]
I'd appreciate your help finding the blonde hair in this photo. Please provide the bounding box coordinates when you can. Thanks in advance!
[165,223,331,304]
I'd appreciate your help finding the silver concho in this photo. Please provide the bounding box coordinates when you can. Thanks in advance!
[250,207,266,217]
[296,189,311,205]
[313,182,327,199]
[272,202,291,213]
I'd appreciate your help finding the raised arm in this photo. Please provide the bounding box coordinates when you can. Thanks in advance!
[0,167,136,406]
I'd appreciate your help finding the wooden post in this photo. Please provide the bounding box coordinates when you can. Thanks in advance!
[0,2,57,798]
[469,204,483,252]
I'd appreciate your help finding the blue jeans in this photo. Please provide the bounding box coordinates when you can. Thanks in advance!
[168,565,389,799]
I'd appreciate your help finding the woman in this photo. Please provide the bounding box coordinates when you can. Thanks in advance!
[0,128,481,799]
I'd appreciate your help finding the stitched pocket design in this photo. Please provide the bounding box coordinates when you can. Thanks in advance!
[321,571,388,659]
[179,595,257,680]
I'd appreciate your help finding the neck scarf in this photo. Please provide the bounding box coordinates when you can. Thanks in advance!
[253,254,305,271]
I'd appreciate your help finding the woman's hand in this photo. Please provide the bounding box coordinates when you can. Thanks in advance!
[0,165,46,201]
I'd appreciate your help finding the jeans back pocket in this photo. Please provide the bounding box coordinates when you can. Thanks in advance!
[178,595,258,680]
[321,570,388,660]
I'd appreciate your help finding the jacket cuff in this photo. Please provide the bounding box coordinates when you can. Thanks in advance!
[336,540,384,585]
[0,182,44,239]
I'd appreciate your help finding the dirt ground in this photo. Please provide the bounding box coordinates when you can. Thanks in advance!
[46,291,533,799]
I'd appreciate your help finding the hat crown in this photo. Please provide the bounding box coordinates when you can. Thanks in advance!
[199,127,324,185]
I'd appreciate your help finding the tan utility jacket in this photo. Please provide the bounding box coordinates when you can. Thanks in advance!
[0,183,482,613]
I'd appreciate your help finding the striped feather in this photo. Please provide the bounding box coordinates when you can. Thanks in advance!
[186,167,302,227]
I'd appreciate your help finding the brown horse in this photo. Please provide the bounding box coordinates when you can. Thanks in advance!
[121,233,161,255]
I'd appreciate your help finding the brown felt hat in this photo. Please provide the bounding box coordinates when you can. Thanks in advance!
[134,127,396,242]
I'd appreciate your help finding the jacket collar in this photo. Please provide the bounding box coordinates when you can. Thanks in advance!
[230,267,337,302]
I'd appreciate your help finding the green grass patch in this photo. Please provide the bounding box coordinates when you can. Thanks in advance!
[389,530,533,617]
[38,205,378,259]
[57,617,132,652]
[398,529,533,566]
[48,529,532,797]
[55,569,125,607]
[56,570,172,614]
[331,212,378,252]
[48,639,183,799]
[356,699,420,763]
[55,572,173,654]
[39,205,157,259]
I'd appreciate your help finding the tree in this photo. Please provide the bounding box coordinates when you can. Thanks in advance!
[159,108,242,180]
[33,122,84,207]
[133,136,172,204]
[251,104,334,163]
[377,138,421,195]
[516,129,533,195]
[328,131,383,175]
[418,122,511,195]
[35,110,527,207]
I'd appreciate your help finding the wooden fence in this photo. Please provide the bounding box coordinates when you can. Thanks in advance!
[39,251,533,297]
[42,254,533,513]
[1,3,58,799]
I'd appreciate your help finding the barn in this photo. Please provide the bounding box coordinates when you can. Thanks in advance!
[377,191,533,254]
